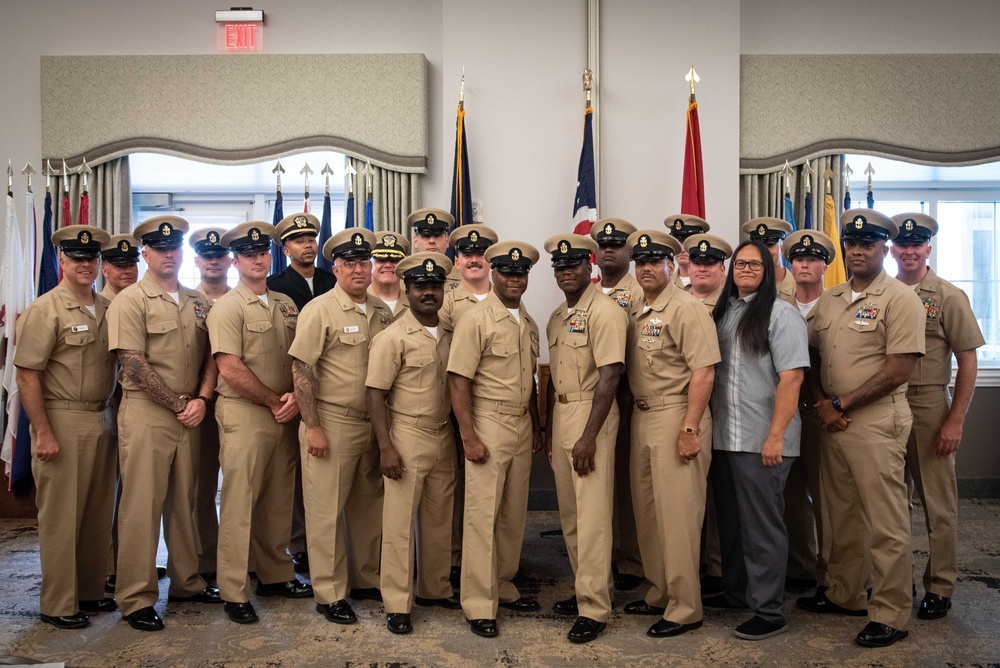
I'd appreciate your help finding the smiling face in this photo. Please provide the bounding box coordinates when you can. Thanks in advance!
[689,259,726,294]
[492,268,528,304]
[372,258,401,289]
[60,253,100,289]
[406,281,445,317]
[733,245,765,296]
[554,261,592,296]
[456,250,489,283]
[890,240,932,274]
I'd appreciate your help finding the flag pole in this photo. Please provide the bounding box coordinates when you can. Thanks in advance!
[21,162,36,194]
[272,160,285,193]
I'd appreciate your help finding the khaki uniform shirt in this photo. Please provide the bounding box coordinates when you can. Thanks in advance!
[367,283,410,321]
[777,268,796,305]
[808,270,926,398]
[547,284,627,396]
[288,284,393,411]
[100,283,120,302]
[14,282,116,403]
[908,268,984,387]
[445,267,462,293]
[366,310,452,422]
[195,282,230,304]
[108,274,211,395]
[448,291,539,405]
[691,285,723,312]
[207,281,299,398]
[628,281,721,399]
[602,272,643,318]
[439,280,490,331]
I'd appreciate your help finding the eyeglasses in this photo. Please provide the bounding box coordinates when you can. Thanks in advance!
[336,258,372,270]
[734,260,765,271]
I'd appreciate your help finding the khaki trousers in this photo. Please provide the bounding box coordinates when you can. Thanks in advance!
[905,385,958,597]
[32,406,116,616]
[822,393,914,631]
[380,418,457,613]
[551,400,617,622]
[300,404,383,605]
[631,398,712,625]
[611,382,643,579]
[216,398,297,602]
[460,407,533,621]
[450,415,465,569]
[783,405,832,584]
[195,408,221,574]
[116,393,207,615]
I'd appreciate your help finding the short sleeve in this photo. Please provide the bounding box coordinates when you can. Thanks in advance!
[287,300,328,366]
[673,301,722,370]
[447,310,485,380]
[769,302,811,373]
[885,287,927,356]
[366,328,404,390]
[108,290,148,354]
[590,300,627,369]
[942,287,986,353]
[12,299,57,370]
[207,296,245,358]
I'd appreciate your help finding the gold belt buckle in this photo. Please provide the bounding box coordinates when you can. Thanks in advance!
[636,399,649,411]
[558,394,569,404]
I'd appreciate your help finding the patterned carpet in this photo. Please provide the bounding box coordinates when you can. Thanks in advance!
[1,503,999,667]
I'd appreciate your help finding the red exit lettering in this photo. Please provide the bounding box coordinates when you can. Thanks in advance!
[225,23,257,49]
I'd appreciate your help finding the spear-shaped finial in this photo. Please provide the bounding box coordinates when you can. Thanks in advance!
[362,160,373,195]
[803,159,814,193]
[865,162,875,191]
[583,68,594,107]
[685,66,700,101]
[823,166,835,191]
[78,157,92,193]
[781,160,793,194]
[321,163,333,195]
[300,162,313,198]
[844,162,854,192]
[45,159,54,193]
[21,161,37,194]
[345,160,357,197]
[62,159,70,193]
[459,66,466,109]
[6,159,12,196]
[272,160,285,192]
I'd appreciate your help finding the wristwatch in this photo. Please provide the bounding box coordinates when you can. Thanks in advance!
[681,425,698,435]
[831,396,843,412]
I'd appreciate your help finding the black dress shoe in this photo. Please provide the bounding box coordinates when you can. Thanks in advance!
[450,566,461,589]
[40,611,90,629]
[167,585,223,604]
[553,595,578,616]
[105,574,116,596]
[796,590,866,616]
[647,619,703,638]
[468,618,498,638]
[316,600,356,624]
[568,616,606,643]
[498,597,540,612]
[257,579,314,598]
[624,600,666,616]
[79,598,118,613]
[224,601,259,624]
[124,606,164,631]
[918,593,952,619]
[156,565,167,579]
[613,573,643,591]
[349,587,383,602]
[414,595,462,610]
[387,612,413,634]
[855,621,908,648]
[291,551,310,575]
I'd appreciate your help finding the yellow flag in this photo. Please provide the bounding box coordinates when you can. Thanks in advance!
[824,192,847,288]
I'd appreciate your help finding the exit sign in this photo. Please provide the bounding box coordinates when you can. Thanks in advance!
[218,21,263,51]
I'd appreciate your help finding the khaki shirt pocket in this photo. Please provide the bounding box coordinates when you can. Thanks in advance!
[64,330,97,367]
[847,318,880,334]
[338,331,369,367]
[635,336,663,372]
[245,319,274,355]
[147,319,180,356]
[491,342,518,359]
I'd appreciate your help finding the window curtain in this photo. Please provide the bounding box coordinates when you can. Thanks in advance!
[740,154,846,232]
[50,156,131,236]
[347,158,420,237]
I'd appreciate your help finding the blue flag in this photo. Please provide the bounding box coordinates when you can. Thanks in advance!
[269,191,286,275]
[365,194,374,232]
[571,107,597,237]
[449,103,473,258]
[37,193,57,296]
[844,190,852,211]
[867,190,875,209]
[783,194,797,231]
[804,192,813,230]
[344,192,356,229]
[317,192,333,272]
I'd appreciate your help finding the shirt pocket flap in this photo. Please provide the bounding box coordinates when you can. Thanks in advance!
[636,337,663,351]
[246,320,273,333]
[404,353,434,368]
[148,319,179,335]
[565,335,588,348]
[65,331,96,346]
[339,332,367,346]
[847,318,879,333]
[813,319,832,332]
[491,343,518,357]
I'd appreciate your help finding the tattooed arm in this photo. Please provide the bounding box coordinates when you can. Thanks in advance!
[839,353,920,411]
[293,358,329,458]
[118,349,185,413]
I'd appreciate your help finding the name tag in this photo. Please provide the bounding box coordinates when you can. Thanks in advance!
[71,324,90,333]
[344,325,360,333]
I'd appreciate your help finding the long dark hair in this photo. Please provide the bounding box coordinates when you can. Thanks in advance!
[712,240,776,356]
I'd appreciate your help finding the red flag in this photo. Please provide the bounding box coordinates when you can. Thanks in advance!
[61,193,71,227]
[78,192,89,225]
[681,100,705,218]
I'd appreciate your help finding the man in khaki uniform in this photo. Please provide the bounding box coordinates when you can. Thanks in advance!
[367,252,459,635]
[664,214,710,289]
[448,241,543,638]
[208,222,313,625]
[590,218,644,592]
[100,234,139,300]
[290,228,393,625]
[742,217,795,305]
[623,229,719,638]
[797,209,925,648]
[409,208,454,255]
[544,234,627,643]
[109,216,221,632]
[15,225,117,629]
[782,230,838,589]
[368,231,410,320]
[683,233,732,310]
[188,227,230,582]
[890,213,984,620]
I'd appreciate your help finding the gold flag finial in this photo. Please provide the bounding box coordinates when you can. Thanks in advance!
[583,68,594,107]
[685,66,700,101]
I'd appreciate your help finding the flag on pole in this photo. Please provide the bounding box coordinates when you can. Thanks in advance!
[38,192,58,296]
[681,98,706,218]
[269,190,286,276]
[783,193,797,232]
[804,192,813,230]
[1,191,25,488]
[844,189,852,211]
[867,189,874,209]
[450,99,473,257]
[345,192,356,229]
[824,191,847,288]
[78,192,89,226]
[365,191,374,232]
[317,190,333,273]
[572,106,597,237]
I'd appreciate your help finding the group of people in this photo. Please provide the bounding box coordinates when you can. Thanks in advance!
[13,199,982,649]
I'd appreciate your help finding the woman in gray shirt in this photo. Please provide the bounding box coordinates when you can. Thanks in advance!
[703,240,809,640]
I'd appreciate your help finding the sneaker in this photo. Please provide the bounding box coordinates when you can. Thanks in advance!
[733,615,789,640]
